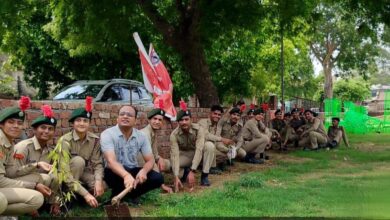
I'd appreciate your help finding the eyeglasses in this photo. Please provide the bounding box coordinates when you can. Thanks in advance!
[119,111,136,117]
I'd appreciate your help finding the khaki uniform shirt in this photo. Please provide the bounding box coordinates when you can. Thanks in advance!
[328,126,350,146]
[270,119,286,133]
[240,118,266,141]
[141,124,160,161]
[301,118,327,138]
[216,118,243,143]
[0,129,35,189]
[170,123,205,176]
[61,130,103,196]
[198,118,222,142]
[6,136,53,178]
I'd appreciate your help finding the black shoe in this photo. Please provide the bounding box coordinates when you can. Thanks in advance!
[259,153,270,160]
[303,147,311,151]
[217,162,227,171]
[209,167,223,175]
[180,167,190,183]
[245,154,264,164]
[226,159,235,166]
[200,173,211,186]
[330,140,338,148]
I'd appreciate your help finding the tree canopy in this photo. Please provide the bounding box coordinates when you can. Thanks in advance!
[0,0,389,105]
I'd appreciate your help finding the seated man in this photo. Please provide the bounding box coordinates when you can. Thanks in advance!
[327,117,350,148]
[101,105,163,205]
[170,102,215,191]
[270,109,287,150]
[238,109,269,164]
[216,107,247,164]
[6,105,60,215]
[283,108,305,147]
[138,106,173,193]
[0,97,46,215]
[299,110,328,150]
[198,105,232,174]
[60,97,104,208]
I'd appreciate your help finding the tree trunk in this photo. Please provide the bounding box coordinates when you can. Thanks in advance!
[179,40,220,107]
[323,64,333,99]
[137,0,220,107]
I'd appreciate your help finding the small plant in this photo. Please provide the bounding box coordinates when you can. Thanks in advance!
[48,137,80,215]
[239,173,264,188]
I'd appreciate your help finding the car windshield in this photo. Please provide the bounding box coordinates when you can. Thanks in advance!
[53,84,104,100]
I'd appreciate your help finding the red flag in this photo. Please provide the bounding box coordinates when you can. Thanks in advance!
[133,32,177,120]
[149,44,173,94]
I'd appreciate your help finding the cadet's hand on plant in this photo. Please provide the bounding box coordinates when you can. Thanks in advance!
[123,173,135,189]
[94,180,104,197]
[35,183,52,197]
[161,184,173,194]
[50,203,61,216]
[187,171,196,189]
[84,193,98,208]
[37,161,52,172]
[222,138,233,145]
[174,177,183,193]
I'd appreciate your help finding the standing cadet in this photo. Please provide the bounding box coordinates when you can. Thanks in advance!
[238,109,269,164]
[299,110,328,150]
[6,105,60,215]
[198,105,232,174]
[216,106,247,164]
[60,97,104,208]
[0,97,45,215]
[327,117,350,148]
[170,101,215,191]
[139,104,173,193]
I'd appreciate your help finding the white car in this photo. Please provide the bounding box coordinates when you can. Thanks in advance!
[53,79,153,106]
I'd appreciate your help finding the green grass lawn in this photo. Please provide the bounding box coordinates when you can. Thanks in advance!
[65,133,390,218]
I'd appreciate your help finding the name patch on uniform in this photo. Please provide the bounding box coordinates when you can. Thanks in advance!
[13,153,24,160]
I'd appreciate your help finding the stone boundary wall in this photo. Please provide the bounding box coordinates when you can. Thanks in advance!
[0,99,211,158]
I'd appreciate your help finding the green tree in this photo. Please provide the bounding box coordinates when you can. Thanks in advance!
[309,1,383,99]
[333,78,370,102]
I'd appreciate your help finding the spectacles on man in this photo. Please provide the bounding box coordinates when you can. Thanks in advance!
[119,111,136,117]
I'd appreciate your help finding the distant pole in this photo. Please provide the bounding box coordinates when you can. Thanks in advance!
[280,23,285,111]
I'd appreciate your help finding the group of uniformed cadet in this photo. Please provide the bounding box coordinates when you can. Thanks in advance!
[0,97,349,216]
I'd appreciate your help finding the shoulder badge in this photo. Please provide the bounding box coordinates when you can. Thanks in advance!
[13,153,24,160]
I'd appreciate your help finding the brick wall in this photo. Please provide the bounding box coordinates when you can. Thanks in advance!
[0,99,210,158]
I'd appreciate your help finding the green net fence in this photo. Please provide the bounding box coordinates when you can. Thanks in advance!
[324,98,342,128]
[383,90,390,133]
[325,98,386,134]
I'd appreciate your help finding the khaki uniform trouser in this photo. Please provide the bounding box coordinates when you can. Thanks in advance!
[137,154,171,172]
[242,135,269,154]
[299,131,328,149]
[285,127,300,143]
[0,192,7,214]
[215,142,246,159]
[15,173,59,204]
[0,188,44,215]
[179,143,214,174]
[206,141,227,167]
[70,156,107,192]
[329,130,343,145]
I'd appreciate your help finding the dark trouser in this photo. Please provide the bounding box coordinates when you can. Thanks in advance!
[104,167,164,199]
